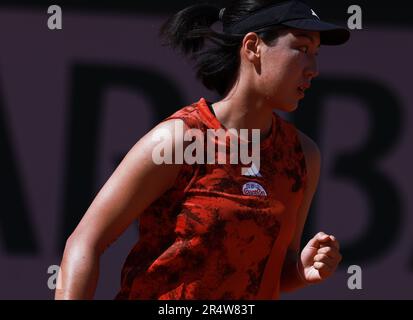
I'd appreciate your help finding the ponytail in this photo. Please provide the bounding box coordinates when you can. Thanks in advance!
[160,4,221,55]
[160,1,286,96]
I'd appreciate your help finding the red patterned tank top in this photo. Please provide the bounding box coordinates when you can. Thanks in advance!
[115,98,307,300]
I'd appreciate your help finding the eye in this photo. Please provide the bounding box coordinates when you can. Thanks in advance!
[298,46,309,53]
[298,45,320,57]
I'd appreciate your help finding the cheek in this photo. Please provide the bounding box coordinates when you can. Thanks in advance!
[261,51,302,86]
[277,53,303,81]
[259,52,306,107]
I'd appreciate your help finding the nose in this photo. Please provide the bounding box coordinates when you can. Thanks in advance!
[305,58,319,80]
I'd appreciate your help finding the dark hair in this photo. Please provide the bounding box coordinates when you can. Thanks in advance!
[160,1,288,96]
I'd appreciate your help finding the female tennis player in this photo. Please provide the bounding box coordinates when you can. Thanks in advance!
[55,0,349,300]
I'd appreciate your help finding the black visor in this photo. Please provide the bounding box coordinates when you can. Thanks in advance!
[224,0,350,45]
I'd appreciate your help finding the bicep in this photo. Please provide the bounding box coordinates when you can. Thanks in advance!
[288,131,321,252]
[67,119,187,254]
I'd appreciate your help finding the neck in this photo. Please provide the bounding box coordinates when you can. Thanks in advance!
[211,81,274,140]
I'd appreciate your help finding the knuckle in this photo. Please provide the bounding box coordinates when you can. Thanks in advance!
[324,247,332,253]
[315,254,326,262]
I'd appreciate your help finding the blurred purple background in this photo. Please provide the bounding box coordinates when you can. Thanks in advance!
[0,1,411,299]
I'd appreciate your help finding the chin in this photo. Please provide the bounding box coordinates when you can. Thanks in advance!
[287,104,299,112]
[277,102,299,113]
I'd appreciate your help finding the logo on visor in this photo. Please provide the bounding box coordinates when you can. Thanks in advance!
[311,9,320,19]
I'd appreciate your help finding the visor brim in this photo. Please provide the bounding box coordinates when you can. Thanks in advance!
[282,19,350,45]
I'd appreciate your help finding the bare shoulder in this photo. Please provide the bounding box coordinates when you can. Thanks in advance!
[297,130,321,163]
[129,118,190,160]
[296,130,321,189]
[66,117,191,254]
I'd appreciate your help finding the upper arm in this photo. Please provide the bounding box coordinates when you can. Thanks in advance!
[66,118,189,254]
[288,130,321,252]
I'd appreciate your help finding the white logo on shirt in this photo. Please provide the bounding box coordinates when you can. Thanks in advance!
[242,182,267,197]
[242,162,262,177]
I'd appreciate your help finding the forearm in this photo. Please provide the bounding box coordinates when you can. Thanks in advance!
[279,252,310,293]
[55,239,100,300]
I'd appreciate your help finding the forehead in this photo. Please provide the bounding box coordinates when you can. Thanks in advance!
[282,29,321,47]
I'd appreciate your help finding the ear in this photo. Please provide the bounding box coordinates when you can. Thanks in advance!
[241,32,261,63]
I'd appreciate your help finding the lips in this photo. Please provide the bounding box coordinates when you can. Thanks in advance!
[298,83,311,92]
[297,83,311,98]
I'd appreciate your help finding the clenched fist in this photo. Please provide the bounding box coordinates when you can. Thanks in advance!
[299,232,342,284]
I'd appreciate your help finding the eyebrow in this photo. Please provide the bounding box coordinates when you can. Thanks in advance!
[294,33,321,48]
